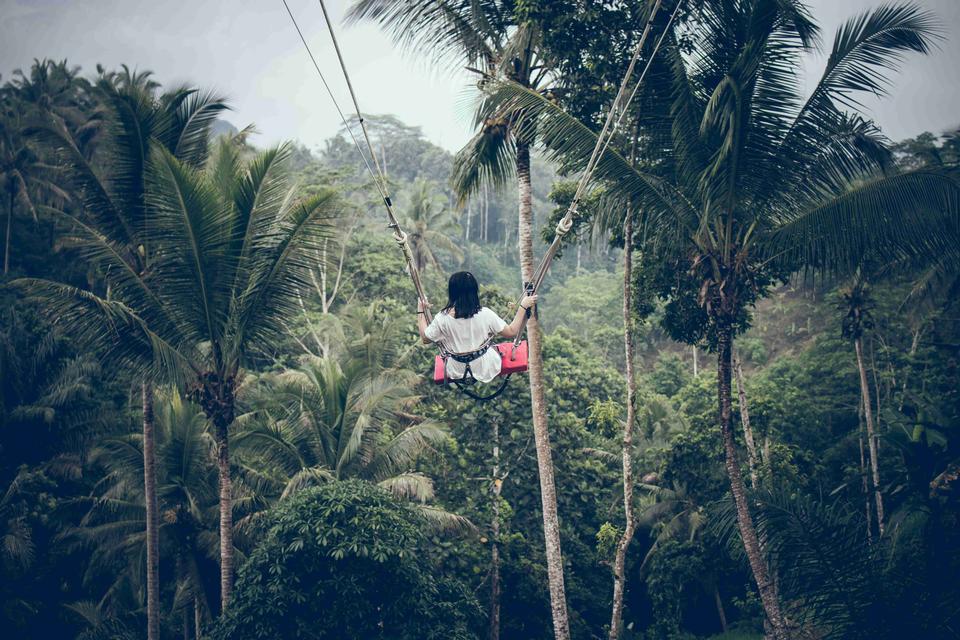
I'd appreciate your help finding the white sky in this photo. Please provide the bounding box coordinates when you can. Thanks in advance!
[2,0,958,152]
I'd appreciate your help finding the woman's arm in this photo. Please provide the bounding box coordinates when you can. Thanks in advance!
[500,294,537,339]
[416,299,433,345]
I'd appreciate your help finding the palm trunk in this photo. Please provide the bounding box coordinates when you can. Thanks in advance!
[855,338,884,535]
[4,191,13,275]
[734,358,759,488]
[195,597,202,639]
[489,419,502,640]
[692,346,698,378]
[482,182,489,243]
[871,342,884,433]
[142,382,160,640]
[734,359,781,616]
[215,420,234,611]
[717,329,787,639]
[466,200,472,244]
[713,584,728,633]
[899,325,923,410]
[516,141,570,640]
[858,401,873,542]
[609,213,637,640]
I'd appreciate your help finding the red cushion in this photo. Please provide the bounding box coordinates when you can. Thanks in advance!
[433,340,528,384]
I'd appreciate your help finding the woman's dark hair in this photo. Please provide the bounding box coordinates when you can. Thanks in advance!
[443,271,482,319]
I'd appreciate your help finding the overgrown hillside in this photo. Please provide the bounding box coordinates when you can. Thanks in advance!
[2,4,959,637]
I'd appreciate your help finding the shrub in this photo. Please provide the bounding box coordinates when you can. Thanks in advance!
[210,480,479,640]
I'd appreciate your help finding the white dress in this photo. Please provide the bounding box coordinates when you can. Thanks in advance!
[425,307,508,383]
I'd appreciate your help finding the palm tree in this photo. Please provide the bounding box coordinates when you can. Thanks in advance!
[233,350,469,529]
[711,489,880,638]
[839,276,884,535]
[471,2,954,636]
[14,138,338,613]
[9,59,97,126]
[346,3,572,633]
[0,104,70,276]
[0,59,105,276]
[0,119,37,275]
[74,390,224,638]
[403,179,463,272]
[236,302,466,528]
[26,73,227,633]
[5,60,102,265]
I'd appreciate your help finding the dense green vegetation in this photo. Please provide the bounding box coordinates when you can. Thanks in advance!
[1,1,959,639]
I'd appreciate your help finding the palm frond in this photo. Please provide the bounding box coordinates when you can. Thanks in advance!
[768,170,960,275]
[451,121,515,204]
[378,472,435,503]
[228,186,340,362]
[280,466,335,500]
[711,490,881,638]
[162,87,230,167]
[345,0,501,74]
[416,504,477,536]
[147,146,236,351]
[473,78,699,237]
[801,3,939,114]
[11,277,192,384]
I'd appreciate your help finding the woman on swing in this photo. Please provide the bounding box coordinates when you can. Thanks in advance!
[417,271,537,383]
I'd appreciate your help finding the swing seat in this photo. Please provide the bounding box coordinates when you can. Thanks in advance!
[433,340,528,385]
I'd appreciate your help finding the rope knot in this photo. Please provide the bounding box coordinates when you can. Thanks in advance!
[555,216,574,237]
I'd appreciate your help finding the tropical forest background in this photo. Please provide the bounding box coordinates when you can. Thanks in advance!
[1,1,959,639]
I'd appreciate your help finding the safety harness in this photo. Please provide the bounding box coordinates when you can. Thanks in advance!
[438,337,511,402]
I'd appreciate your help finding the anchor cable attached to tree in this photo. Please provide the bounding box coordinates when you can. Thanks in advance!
[279,0,432,319]
[511,0,684,347]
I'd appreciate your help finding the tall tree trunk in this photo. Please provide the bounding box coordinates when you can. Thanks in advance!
[870,342,884,433]
[855,338,884,535]
[692,346,698,378]
[482,182,489,243]
[142,382,160,640]
[899,324,924,410]
[734,357,760,488]
[195,597,202,639]
[4,191,13,275]
[466,200,472,244]
[713,584,728,633]
[489,419,502,640]
[734,358,781,617]
[215,421,234,611]
[858,401,873,542]
[516,141,570,640]
[609,213,637,640]
[717,329,787,639]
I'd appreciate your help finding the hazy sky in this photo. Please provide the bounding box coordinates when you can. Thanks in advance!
[2,0,958,152]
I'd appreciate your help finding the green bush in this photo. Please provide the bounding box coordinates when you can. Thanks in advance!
[209,481,479,640]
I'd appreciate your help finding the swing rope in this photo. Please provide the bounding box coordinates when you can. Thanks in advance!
[281,0,505,400]
[279,0,432,320]
[280,0,681,397]
[511,0,684,347]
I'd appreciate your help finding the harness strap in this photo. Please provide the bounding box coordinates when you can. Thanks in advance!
[444,344,491,365]
[451,375,513,402]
